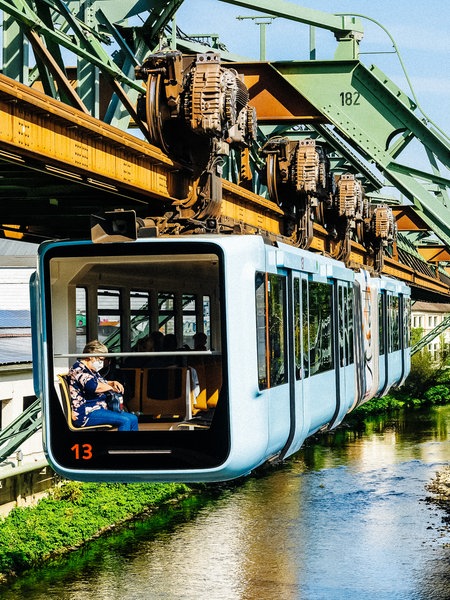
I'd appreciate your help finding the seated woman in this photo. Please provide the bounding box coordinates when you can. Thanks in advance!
[69,340,139,431]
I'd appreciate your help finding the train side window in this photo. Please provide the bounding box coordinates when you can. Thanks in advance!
[159,292,175,335]
[403,296,411,348]
[268,274,287,387]
[338,284,354,366]
[308,281,333,374]
[391,296,400,351]
[302,279,309,377]
[130,290,151,347]
[348,286,354,364]
[338,285,345,366]
[379,292,385,355]
[182,294,196,347]
[294,278,302,380]
[98,288,121,349]
[255,273,268,389]
[201,295,211,349]
[75,287,87,353]
[255,272,287,389]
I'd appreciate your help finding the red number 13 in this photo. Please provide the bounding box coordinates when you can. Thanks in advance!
[71,443,93,460]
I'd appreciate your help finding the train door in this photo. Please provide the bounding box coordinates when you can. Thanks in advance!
[386,291,403,387]
[255,271,291,457]
[377,290,388,395]
[329,280,356,428]
[304,276,336,433]
[279,273,311,458]
[400,295,411,384]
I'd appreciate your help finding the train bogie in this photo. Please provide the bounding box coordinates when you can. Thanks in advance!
[31,235,410,482]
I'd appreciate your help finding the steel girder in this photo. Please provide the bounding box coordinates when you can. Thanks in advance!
[411,315,450,356]
[0,399,41,463]
[0,0,183,129]
[0,0,449,250]
[217,0,364,59]
[265,59,450,246]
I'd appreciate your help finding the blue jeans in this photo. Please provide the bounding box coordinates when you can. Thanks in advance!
[85,408,139,431]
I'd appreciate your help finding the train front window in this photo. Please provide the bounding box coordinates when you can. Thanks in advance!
[42,240,228,474]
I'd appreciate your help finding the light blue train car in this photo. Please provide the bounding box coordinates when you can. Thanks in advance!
[30,235,411,482]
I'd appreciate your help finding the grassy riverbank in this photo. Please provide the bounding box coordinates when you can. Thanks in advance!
[355,342,450,416]
[0,480,193,582]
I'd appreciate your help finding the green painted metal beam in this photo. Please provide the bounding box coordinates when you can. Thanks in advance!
[0,0,143,92]
[268,59,450,245]
[218,0,364,35]
[2,13,29,83]
[0,0,185,126]
[218,0,363,59]
[0,399,42,464]
[139,0,185,47]
[411,315,450,356]
[311,123,385,192]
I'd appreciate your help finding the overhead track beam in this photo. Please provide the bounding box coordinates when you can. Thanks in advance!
[218,0,364,59]
[247,59,450,246]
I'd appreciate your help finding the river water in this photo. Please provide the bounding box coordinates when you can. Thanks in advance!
[2,406,450,600]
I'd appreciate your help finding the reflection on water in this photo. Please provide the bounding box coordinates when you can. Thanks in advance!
[2,406,450,600]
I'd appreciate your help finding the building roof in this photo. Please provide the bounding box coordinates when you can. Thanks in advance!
[0,334,32,365]
[0,243,35,364]
[0,239,37,267]
[0,308,32,366]
[0,310,31,328]
[413,301,450,313]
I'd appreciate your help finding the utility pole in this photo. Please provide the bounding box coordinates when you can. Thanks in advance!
[236,15,276,60]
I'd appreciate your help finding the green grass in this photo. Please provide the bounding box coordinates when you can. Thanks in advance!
[0,480,190,579]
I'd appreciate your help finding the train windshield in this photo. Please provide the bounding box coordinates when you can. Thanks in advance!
[39,240,229,475]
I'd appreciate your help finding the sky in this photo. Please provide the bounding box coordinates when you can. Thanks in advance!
[173,0,450,200]
[175,0,449,138]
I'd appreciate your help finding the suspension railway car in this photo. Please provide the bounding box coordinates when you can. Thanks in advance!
[30,234,410,482]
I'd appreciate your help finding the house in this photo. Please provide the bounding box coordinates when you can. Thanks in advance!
[0,239,52,515]
[411,301,450,360]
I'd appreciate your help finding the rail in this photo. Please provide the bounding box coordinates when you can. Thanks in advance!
[411,314,450,356]
[0,399,42,464]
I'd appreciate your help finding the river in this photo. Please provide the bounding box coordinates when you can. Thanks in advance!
[2,405,450,600]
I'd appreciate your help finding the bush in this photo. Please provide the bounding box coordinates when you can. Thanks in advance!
[423,384,450,405]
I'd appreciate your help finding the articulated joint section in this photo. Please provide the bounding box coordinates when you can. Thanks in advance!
[260,137,331,249]
[135,50,257,230]
[260,137,397,270]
